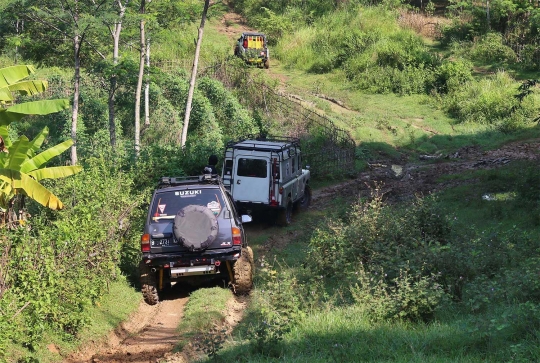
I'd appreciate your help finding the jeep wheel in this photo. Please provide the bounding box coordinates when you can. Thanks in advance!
[233,247,253,295]
[264,59,270,69]
[277,197,293,226]
[140,261,159,305]
[297,184,312,210]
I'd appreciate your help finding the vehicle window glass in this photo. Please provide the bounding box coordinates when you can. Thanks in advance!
[150,189,225,223]
[292,156,296,173]
[224,160,233,175]
[237,158,267,178]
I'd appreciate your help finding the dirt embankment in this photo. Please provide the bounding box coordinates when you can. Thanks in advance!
[314,139,540,207]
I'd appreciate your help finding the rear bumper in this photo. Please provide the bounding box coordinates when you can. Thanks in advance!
[142,246,242,266]
[236,201,281,213]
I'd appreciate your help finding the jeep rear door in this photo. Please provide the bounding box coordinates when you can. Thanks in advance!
[232,156,270,204]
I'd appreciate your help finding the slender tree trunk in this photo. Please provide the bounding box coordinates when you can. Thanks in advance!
[71,33,81,165]
[180,0,210,147]
[144,38,150,126]
[134,0,146,157]
[108,23,122,149]
[108,0,129,149]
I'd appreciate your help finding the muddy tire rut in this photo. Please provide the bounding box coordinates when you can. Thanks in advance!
[64,290,188,363]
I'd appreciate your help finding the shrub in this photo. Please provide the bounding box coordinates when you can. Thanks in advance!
[520,44,540,71]
[433,59,474,93]
[0,157,144,354]
[306,194,452,320]
[443,71,536,125]
[468,33,517,64]
[197,77,259,141]
[350,265,445,322]
[247,259,307,356]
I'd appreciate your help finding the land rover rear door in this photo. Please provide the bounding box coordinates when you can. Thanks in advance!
[232,155,270,204]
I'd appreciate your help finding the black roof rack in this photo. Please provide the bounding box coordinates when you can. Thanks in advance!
[157,174,221,189]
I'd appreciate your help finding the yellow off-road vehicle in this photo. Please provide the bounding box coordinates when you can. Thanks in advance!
[234,32,269,69]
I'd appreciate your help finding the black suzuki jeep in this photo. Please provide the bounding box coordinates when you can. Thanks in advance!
[139,174,254,305]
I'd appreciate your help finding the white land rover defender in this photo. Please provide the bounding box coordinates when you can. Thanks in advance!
[222,136,311,225]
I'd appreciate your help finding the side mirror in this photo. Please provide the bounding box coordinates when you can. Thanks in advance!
[241,215,252,223]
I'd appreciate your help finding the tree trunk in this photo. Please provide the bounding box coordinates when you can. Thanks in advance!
[134,1,145,157]
[144,38,150,126]
[108,0,129,149]
[180,0,210,147]
[71,32,81,166]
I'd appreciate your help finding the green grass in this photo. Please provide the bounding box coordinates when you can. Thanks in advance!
[175,287,232,353]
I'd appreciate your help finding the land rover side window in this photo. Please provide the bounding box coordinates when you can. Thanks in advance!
[292,156,296,173]
[237,158,267,178]
[150,189,226,223]
[224,160,233,176]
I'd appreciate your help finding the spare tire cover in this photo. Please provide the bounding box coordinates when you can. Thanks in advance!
[173,205,219,250]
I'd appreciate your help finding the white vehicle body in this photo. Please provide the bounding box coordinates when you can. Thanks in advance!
[222,137,311,213]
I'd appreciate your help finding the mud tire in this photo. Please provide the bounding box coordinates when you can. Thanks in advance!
[233,247,253,295]
[297,184,312,210]
[140,261,159,305]
[264,59,270,69]
[277,197,293,226]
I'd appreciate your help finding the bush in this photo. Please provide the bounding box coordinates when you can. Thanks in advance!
[433,59,474,93]
[468,33,517,64]
[443,71,536,126]
[520,44,540,71]
[0,157,144,355]
[350,265,445,322]
[306,194,452,320]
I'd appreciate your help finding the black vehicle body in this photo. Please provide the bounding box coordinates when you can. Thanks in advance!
[140,175,253,304]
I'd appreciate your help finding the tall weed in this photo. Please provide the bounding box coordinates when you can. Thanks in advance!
[442,71,537,128]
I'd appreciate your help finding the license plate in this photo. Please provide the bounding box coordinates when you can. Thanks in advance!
[151,238,175,247]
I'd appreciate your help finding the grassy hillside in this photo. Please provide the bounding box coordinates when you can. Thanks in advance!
[1,0,539,361]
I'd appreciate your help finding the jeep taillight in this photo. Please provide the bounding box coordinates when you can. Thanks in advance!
[141,234,150,252]
[232,227,242,245]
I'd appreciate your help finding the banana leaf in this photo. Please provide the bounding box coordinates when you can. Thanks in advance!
[28,165,82,181]
[0,99,69,126]
[7,136,30,170]
[1,80,49,101]
[29,127,49,153]
[20,139,73,173]
[0,65,36,89]
[0,169,64,210]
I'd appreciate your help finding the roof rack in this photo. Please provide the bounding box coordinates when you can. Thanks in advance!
[157,174,221,189]
[225,134,300,150]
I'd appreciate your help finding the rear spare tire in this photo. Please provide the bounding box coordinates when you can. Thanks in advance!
[233,247,253,295]
[174,205,218,251]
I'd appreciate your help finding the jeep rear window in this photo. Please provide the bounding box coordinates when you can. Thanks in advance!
[237,158,267,178]
[150,189,225,222]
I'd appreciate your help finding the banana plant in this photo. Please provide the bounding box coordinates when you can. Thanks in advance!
[0,65,69,148]
[0,127,81,210]
[0,64,78,213]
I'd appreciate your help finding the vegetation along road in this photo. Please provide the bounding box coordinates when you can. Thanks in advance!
[0,0,539,362]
